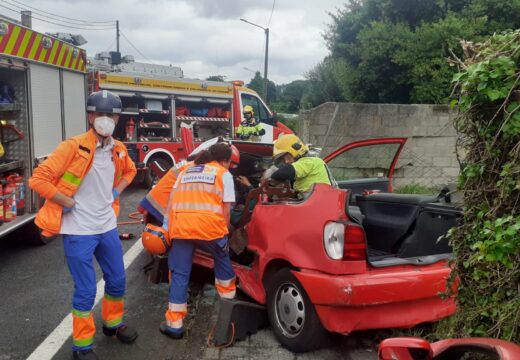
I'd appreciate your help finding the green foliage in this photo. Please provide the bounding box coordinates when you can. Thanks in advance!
[310,0,520,106]
[246,71,277,104]
[440,30,520,343]
[394,184,437,194]
[205,75,226,82]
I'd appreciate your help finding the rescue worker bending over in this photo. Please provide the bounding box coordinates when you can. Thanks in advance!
[270,134,331,194]
[29,91,138,360]
[160,143,239,339]
[236,105,265,142]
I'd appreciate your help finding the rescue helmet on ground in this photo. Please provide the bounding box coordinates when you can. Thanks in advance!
[230,144,240,168]
[243,105,254,116]
[142,224,171,255]
[273,134,308,160]
[87,90,122,114]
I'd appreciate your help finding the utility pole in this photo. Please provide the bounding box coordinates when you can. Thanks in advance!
[263,27,269,103]
[240,18,270,103]
[116,20,120,53]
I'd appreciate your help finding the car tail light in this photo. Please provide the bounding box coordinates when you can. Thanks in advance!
[343,223,366,260]
[323,222,345,260]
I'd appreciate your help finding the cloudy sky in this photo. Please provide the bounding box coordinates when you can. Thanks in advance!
[0,0,347,84]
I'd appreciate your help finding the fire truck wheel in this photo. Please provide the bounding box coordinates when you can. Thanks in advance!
[266,268,329,352]
[144,157,172,189]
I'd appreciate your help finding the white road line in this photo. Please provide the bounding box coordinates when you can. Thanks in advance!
[27,240,144,360]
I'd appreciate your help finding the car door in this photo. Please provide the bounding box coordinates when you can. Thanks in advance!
[323,138,407,202]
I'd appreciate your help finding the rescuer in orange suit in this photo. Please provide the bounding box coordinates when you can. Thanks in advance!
[159,142,240,339]
[29,90,138,360]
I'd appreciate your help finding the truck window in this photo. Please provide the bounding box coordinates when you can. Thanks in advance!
[241,93,271,124]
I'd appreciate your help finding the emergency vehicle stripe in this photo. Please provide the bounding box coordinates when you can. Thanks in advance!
[37,42,48,62]
[11,27,26,56]
[0,23,14,52]
[47,38,60,64]
[60,47,70,67]
[33,37,43,61]
[62,171,82,186]
[53,42,64,65]
[17,29,33,57]
[65,48,74,68]
[71,51,80,70]
[43,38,55,63]
[28,33,42,59]
[171,202,223,214]
[22,31,37,58]
[4,25,21,54]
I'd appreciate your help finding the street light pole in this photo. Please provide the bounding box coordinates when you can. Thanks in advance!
[240,18,269,103]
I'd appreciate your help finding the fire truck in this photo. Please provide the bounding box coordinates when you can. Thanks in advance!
[88,55,292,187]
[0,16,88,244]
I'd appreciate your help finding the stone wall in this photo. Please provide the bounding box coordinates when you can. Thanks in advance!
[298,102,459,188]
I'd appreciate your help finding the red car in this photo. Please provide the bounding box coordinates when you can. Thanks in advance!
[379,337,520,359]
[191,137,460,352]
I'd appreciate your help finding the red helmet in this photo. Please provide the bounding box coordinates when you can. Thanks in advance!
[230,144,240,168]
[142,224,171,255]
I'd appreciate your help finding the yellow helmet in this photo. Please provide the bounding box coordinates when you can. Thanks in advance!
[273,134,308,160]
[243,105,254,115]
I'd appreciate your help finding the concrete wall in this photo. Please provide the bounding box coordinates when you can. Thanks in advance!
[298,102,459,188]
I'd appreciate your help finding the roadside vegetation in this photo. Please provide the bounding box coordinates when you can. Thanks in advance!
[436,30,520,343]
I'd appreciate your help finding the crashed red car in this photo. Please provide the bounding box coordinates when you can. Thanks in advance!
[190,137,460,352]
[378,337,520,360]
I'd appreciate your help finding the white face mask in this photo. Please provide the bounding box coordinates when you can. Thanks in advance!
[94,116,115,137]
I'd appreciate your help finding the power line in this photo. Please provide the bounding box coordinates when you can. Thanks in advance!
[267,0,276,28]
[2,0,116,24]
[120,31,151,62]
[104,38,116,52]
[0,3,116,30]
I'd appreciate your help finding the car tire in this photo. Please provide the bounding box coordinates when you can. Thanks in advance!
[144,157,171,189]
[266,268,328,352]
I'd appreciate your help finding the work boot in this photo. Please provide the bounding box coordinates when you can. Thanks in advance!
[102,324,138,344]
[72,349,98,360]
[159,322,184,339]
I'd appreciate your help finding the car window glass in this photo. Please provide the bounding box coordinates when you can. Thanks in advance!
[326,143,401,181]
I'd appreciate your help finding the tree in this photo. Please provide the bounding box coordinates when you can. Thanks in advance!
[316,0,520,105]
[206,75,226,82]
[246,71,277,103]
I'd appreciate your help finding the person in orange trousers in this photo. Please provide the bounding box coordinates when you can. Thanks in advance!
[29,91,138,360]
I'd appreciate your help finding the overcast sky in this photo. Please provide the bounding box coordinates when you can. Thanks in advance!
[1,0,347,84]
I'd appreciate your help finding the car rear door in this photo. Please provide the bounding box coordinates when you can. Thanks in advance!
[323,138,407,201]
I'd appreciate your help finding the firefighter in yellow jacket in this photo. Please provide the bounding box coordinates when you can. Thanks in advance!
[29,91,137,360]
[159,142,239,339]
[236,105,265,141]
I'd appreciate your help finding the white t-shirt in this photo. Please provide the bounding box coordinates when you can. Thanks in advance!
[222,171,235,203]
[60,140,117,235]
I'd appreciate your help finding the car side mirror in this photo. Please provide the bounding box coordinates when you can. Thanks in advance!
[267,112,277,126]
[378,338,433,360]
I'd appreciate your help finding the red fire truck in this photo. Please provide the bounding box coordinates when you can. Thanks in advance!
[88,58,292,187]
[0,16,88,244]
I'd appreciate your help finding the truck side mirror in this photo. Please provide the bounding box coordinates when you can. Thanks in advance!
[378,338,433,360]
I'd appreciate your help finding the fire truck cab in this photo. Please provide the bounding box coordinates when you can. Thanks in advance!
[88,55,291,187]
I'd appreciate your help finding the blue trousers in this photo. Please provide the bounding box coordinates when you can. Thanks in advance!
[168,237,235,304]
[63,228,126,314]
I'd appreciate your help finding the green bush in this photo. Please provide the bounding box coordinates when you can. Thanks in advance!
[438,30,520,342]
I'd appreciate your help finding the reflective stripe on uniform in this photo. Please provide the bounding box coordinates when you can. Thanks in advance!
[168,302,187,312]
[172,202,224,214]
[62,171,82,186]
[215,277,236,299]
[175,182,223,197]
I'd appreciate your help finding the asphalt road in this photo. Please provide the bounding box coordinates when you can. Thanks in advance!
[0,185,378,360]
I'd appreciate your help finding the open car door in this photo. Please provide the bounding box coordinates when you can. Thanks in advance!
[323,138,407,201]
